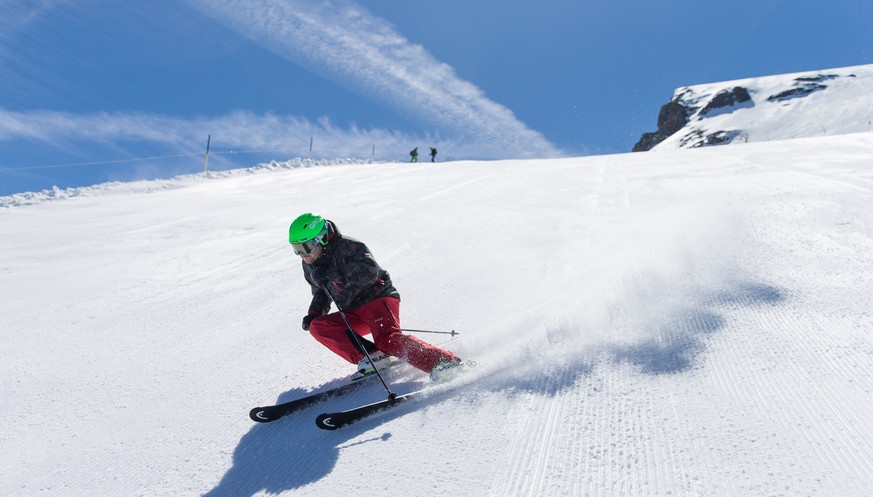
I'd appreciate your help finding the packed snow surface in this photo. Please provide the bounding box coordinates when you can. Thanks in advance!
[2,132,873,496]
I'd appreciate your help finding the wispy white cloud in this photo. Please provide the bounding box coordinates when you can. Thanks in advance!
[0,0,561,177]
[184,0,561,157]
[0,1,74,102]
[0,107,543,167]
[0,1,67,42]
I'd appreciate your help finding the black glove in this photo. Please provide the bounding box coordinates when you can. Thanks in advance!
[302,314,316,331]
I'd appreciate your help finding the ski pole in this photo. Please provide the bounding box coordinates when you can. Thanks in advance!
[402,328,459,336]
[321,285,396,402]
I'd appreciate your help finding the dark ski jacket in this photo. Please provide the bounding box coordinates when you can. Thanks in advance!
[302,220,400,316]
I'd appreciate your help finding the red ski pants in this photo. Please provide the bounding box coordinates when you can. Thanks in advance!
[309,297,458,373]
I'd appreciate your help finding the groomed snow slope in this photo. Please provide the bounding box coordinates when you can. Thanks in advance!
[2,132,873,496]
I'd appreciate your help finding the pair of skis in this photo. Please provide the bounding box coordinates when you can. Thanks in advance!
[314,390,421,430]
[249,369,427,430]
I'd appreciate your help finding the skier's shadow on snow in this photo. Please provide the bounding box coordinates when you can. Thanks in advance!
[608,282,787,375]
[204,282,787,496]
[489,281,789,397]
[202,379,422,497]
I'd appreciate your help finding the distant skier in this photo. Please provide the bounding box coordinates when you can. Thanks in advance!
[410,147,418,163]
[430,147,437,162]
[288,212,462,381]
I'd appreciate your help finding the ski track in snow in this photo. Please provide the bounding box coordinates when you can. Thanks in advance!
[2,133,873,496]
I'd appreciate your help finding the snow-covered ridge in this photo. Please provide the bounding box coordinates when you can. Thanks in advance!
[0,157,380,208]
[634,63,873,151]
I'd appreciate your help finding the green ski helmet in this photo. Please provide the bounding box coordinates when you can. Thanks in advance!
[288,213,328,255]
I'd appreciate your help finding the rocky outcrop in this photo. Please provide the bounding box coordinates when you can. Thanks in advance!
[767,73,845,102]
[699,87,752,117]
[632,100,691,152]
[633,86,752,151]
[677,129,747,148]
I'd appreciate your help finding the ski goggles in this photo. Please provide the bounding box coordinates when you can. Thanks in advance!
[291,233,326,256]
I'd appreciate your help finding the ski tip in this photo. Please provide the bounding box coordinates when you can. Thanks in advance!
[249,407,277,423]
[315,413,340,430]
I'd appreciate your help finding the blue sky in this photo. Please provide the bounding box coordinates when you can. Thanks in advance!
[1,0,871,196]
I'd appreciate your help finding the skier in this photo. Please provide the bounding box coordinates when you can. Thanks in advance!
[430,147,437,162]
[409,147,418,163]
[289,213,461,381]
